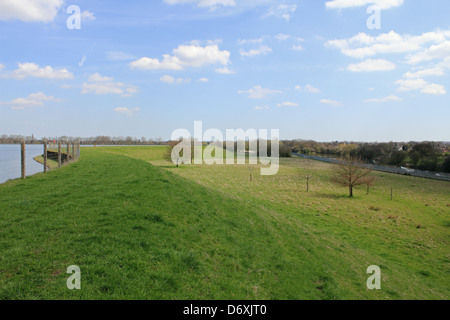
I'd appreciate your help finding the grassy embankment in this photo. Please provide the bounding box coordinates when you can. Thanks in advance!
[0,146,448,299]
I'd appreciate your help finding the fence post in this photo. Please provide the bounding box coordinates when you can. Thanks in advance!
[391,188,393,200]
[58,142,62,168]
[72,142,75,161]
[66,142,70,163]
[44,140,48,173]
[21,141,26,179]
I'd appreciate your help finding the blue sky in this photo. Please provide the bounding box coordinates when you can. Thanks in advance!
[0,0,449,142]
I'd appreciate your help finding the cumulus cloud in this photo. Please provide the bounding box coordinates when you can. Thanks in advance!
[347,59,396,72]
[81,73,138,96]
[320,99,342,106]
[81,10,95,21]
[163,0,236,10]
[254,106,270,110]
[277,101,298,107]
[295,84,320,93]
[238,85,282,99]
[237,37,266,45]
[326,30,450,59]
[275,34,291,41]
[406,41,450,64]
[197,77,209,82]
[403,57,450,78]
[215,67,235,74]
[0,92,61,110]
[130,44,230,71]
[325,0,404,10]
[8,62,74,80]
[113,107,141,117]
[263,4,297,21]
[240,46,272,57]
[0,0,63,23]
[396,78,446,95]
[364,95,402,103]
[160,75,191,84]
[0,64,4,71]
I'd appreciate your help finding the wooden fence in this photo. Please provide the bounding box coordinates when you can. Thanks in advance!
[19,140,81,179]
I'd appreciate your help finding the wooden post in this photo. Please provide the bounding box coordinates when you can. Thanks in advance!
[43,140,48,173]
[391,188,393,200]
[58,142,62,168]
[72,142,75,161]
[66,142,70,163]
[21,141,26,179]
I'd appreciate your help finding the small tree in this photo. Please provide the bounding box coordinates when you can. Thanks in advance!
[331,156,375,197]
[302,158,314,192]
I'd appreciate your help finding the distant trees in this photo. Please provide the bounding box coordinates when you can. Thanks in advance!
[442,155,450,173]
[389,150,407,167]
[331,156,375,197]
[0,134,169,146]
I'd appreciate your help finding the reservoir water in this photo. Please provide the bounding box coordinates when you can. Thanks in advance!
[0,144,45,184]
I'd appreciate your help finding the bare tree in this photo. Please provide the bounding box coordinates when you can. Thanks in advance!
[300,157,314,192]
[331,156,375,197]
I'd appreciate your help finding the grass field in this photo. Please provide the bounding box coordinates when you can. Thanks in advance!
[0,146,449,299]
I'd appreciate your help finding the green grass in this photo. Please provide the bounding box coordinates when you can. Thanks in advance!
[0,146,449,299]
[33,156,59,170]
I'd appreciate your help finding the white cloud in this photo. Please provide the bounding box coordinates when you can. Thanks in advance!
[107,51,137,61]
[238,85,282,99]
[320,99,342,106]
[82,73,138,96]
[9,62,74,80]
[348,59,396,72]
[0,0,63,23]
[364,95,402,103]
[292,44,304,51]
[160,75,176,84]
[130,44,230,71]
[215,67,235,74]
[163,0,236,10]
[81,10,95,21]
[254,106,270,110]
[160,75,191,84]
[406,41,450,64]
[277,101,298,107]
[295,84,320,93]
[78,56,87,67]
[275,34,291,41]
[325,0,404,10]
[326,30,450,59]
[240,46,272,57]
[0,92,61,110]
[263,4,297,22]
[197,77,209,82]
[396,78,446,95]
[403,58,450,78]
[114,107,141,117]
[0,64,4,71]
[305,84,320,93]
[238,37,266,45]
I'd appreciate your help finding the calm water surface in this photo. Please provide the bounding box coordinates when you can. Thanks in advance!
[0,144,45,184]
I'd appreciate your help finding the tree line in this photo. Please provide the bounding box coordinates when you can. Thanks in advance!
[284,140,450,173]
[0,134,168,146]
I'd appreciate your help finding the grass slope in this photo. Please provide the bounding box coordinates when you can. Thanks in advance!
[0,147,449,299]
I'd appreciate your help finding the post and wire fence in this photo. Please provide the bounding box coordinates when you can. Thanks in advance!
[0,141,81,184]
